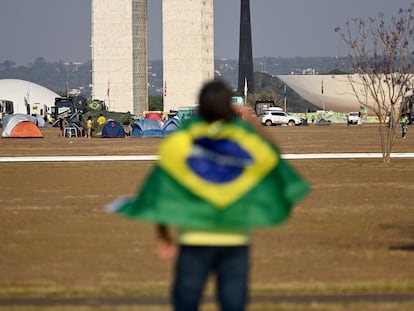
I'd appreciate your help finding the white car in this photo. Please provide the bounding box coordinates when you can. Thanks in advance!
[261,111,303,126]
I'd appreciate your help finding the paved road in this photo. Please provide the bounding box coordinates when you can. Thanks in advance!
[1,153,414,162]
[1,293,414,307]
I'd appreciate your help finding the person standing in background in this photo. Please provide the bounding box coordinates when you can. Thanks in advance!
[87,116,93,138]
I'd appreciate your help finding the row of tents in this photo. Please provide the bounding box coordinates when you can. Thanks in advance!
[102,117,181,138]
[1,114,182,138]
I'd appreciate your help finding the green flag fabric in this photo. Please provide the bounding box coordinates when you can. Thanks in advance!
[109,117,309,229]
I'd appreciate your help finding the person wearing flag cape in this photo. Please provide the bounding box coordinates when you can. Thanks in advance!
[107,79,309,311]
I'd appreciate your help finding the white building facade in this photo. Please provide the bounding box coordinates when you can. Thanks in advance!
[162,0,214,112]
[91,0,148,114]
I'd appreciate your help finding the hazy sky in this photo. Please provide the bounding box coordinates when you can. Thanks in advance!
[0,0,411,64]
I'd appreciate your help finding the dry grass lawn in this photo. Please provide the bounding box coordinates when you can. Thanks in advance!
[0,124,413,310]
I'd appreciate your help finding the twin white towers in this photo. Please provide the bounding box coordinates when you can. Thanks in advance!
[91,0,214,115]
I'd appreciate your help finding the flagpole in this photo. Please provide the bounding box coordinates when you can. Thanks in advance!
[107,79,110,111]
[243,78,248,106]
[321,79,325,118]
[25,82,31,115]
[163,80,167,114]
[66,71,69,98]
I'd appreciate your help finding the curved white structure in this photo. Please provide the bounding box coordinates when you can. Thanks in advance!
[0,79,59,115]
[278,74,410,115]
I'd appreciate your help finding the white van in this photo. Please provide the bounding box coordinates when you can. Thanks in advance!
[347,112,361,125]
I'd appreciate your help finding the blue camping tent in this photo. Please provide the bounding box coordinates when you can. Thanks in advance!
[102,119,125,138]
[162,117,181,135]
[131,119,164,137]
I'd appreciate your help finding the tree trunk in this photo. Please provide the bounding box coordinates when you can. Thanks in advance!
[378,120,397,164]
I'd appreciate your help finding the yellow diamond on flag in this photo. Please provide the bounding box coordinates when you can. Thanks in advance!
[159,121,278,208]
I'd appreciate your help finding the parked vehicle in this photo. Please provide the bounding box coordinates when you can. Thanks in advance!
[347,112,361,125]
[261,111,303,126]
[0,99,14,125]
[254,99,276,117]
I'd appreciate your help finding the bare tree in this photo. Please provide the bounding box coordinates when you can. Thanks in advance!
[335,4,414,163]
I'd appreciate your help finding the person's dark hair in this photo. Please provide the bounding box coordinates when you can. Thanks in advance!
[198,80,237,122]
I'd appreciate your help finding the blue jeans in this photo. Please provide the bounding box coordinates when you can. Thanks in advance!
[173,245,249,311]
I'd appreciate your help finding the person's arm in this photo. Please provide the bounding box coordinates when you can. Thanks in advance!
[155,225,177,260]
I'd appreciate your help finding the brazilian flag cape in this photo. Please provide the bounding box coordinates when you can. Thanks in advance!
[110,117,309,229]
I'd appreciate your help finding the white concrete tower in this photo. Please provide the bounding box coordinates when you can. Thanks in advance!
[162,0,214,112]
[91,0,148,114]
